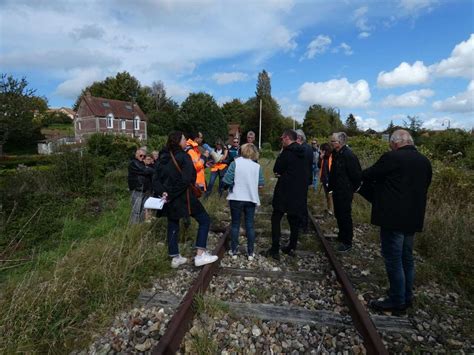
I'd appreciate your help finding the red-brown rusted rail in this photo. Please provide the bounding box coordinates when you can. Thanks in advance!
[308,210,389,355]
[152,228,229,355]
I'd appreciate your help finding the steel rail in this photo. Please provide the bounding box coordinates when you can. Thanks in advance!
[152,228,229,355]
[308,210,389,355]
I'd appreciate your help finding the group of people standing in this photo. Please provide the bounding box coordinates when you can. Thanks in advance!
[128,126,432,315]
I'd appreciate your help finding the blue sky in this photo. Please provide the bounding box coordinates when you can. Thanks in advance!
[1,0,473,131]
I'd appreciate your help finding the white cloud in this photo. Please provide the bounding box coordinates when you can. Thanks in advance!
[302,35,331,60]
[431,34,474,79]
[332,42,353,56]
[398,0,438,13]
[212,72,249,85]
[354,115,382,131]
[381,89,434,107]
[54,68,104,99]
[353,6,373,38]
[298,78,371,108]
[432,81,474,113]
[422,116,465,130]
[377,61,430,88]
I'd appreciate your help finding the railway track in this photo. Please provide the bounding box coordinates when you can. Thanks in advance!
[149,195,412,354]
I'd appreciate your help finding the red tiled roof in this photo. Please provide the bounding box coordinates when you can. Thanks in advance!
[82,95,147,121]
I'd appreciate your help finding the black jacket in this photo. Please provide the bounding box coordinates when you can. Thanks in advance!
[152,147,205,220]
[302,142,314,186]
[328,145,362,195]
[128,158,154,192]
[272,142,308,214]
[362,145,432,233]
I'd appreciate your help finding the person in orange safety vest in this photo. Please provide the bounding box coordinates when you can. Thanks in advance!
[185,131,209,192]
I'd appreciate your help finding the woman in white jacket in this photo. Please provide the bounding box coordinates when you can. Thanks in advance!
[223,143,265,260]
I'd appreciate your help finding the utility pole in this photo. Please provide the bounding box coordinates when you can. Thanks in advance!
[259,98,262,149]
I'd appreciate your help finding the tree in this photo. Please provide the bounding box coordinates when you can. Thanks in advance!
[404,115,424,143]
[256,70,271,98]
[345,113,359,136]
[385,120,395,134]
[147,99,180,137]
[221,99,251,125]
[0,74,46,155]
[73,71,150,113]
[179,93,228,144]
[302,104,343,138]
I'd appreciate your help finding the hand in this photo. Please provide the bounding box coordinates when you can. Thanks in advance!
[162,192,168,201]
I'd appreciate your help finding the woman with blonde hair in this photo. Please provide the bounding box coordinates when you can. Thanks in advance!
[223,143,265,261]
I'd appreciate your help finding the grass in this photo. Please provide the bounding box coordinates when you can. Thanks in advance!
[0,197,172,353]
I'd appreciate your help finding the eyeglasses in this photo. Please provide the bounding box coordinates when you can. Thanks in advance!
[233,141,239,144]
[139,154,145,158]
[312,142,317,145]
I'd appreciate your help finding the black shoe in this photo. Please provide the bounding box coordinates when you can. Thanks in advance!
[260,248,280,261]
[370,298,406,315]
[385,289,413,308]
[336,243,352,252]
[281,246,296,257]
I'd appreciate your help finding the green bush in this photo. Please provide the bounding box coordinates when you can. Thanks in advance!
[147,135,167,152]
[86,133,139,169]
[423,129,473,161]
[348,136,389,168]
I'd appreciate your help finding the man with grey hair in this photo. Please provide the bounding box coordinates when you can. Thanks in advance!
[328,132,362,252]
[296,129,314,232]
[246,131,256,145]
[361,129,432,314]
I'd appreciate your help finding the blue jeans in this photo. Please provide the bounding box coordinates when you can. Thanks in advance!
[167,211,210,257]
[206,169,226,197]
[312,165,319,191]
[229,200,256,255]
[380,228,415,306]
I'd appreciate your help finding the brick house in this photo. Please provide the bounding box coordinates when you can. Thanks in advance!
[74,93,147,142]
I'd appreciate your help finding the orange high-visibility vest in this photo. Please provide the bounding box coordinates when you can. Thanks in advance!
[320,155,332,178]
[186,139,207,191]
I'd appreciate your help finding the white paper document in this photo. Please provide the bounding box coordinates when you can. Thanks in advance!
[144,197,166,210]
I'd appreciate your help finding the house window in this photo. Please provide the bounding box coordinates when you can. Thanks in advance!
[134,115,140,130]
[106,113,114,128]
[121,119,126,130]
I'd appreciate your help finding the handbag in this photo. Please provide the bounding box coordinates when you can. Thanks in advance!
[170,151,203,199]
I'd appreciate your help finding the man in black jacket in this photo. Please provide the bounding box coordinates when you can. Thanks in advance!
[262,129,307,260]
[128,148,154,224]
[328,132,362,252]
[362,129,432,313]
[296,129,314,232]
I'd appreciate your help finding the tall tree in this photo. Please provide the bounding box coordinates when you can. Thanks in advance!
[179,92,228,144]
[255,70,271,98]
[0,74,46,155]
[302,104,343,138]
[345,113,359,136]
[385,120,395,134]
[221,99,251,125]
[73,71,150,113]
[404,115,423,142]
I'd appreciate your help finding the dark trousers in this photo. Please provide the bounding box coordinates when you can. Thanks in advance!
[229,200,256,255]
[167,210,210,256]
[333,192,354,246]
[271,210,300,252]
[300,187,310,230]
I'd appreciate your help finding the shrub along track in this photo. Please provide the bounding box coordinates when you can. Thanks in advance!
[150,192,414,354]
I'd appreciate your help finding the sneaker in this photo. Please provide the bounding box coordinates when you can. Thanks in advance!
[260,248,280,261]
[369,298,406,315]
[171,255,187,268]
[195,251,219,267]
[228,250,238,259]
[336,243,352,252]
[248,253,255,261]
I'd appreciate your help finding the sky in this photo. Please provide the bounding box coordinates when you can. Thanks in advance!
[1,0,473,131]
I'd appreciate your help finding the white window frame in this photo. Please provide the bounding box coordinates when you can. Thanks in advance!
[134,115,140,130]
[106,113,114,129]
[121,119,126,130]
